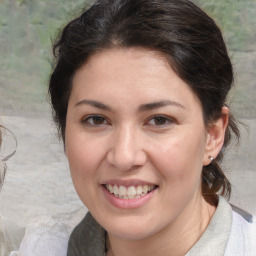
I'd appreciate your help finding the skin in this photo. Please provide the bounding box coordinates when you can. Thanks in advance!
[65,47,228,256]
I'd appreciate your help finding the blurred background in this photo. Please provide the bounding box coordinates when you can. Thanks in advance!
[0,0,255,230]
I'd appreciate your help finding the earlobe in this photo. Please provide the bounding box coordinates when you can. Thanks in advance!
[203,107,229,166]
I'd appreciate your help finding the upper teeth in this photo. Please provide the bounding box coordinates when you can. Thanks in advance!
[105,184,156,199]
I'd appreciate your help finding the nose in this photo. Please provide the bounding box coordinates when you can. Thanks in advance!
[106,126,147,171]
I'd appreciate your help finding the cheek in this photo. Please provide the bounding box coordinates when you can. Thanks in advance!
[149,134,206,214]
[65,137,105,209]
[65,126,104,195]
[66,139,100,180]
[149,131,206,185]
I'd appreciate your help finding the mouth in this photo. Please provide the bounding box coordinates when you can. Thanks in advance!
[104,184,158,200]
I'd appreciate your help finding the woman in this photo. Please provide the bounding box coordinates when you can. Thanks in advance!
[48,0,256,255]
[0,125,25,256]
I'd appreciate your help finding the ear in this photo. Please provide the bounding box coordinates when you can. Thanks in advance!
[203,107,229,166]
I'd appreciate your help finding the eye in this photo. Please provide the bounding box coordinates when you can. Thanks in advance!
[82,115,109,126]
[146,115,174,127]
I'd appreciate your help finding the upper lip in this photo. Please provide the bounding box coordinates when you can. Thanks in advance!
[100,179,157,187]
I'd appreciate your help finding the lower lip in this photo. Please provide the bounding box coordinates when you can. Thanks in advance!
[101,185,158,209]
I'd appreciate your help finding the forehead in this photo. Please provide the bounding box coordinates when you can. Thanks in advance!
[71,47,200,109]
[77,47,171,84]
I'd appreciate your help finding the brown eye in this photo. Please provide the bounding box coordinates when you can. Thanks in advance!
[154,116,168,125]
[147,115,173,126]
[83,115,108,126]
[91,116,105,125]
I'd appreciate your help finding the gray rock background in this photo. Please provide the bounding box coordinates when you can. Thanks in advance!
[0,0,255,230]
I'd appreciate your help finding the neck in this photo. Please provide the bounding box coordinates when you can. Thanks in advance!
[107,195,216,256]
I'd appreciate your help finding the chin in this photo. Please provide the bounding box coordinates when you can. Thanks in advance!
[108,226,152,240]
[100,215,160,241]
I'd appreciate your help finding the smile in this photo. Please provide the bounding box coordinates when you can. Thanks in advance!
[105,184,157,199]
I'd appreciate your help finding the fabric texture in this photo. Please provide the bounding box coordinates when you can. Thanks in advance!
[9,216,69,256]
[67,213,106,256]
[67,196,256,256]
[185,196,232,256]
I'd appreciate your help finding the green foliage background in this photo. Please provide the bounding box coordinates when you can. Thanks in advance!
[0,0,255,118]
[196,0,256,51]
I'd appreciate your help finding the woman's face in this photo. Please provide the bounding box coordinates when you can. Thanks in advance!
[65,48,215,240]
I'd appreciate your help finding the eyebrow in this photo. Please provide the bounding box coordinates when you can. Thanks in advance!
[75,99,185,112]
[75,99,112,111]
[138,100,185,112]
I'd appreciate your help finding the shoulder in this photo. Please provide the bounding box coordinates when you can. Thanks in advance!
[67,212,106,256]
[224,208,256,256]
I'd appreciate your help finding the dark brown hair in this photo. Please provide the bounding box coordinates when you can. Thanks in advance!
[48,0,240,201]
